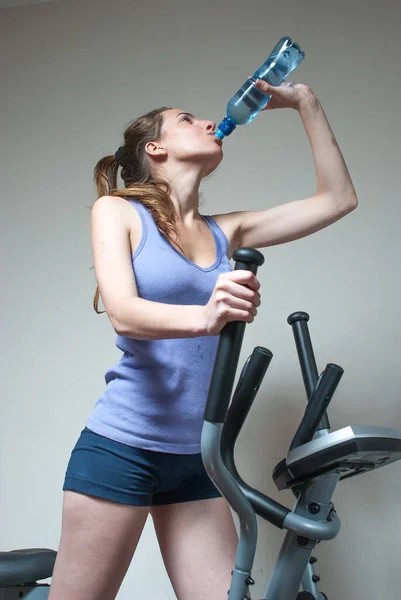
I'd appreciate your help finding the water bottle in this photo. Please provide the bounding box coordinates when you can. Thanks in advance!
[215,37,305,140]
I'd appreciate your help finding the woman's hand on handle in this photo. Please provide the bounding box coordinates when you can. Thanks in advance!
[202,271,261,336]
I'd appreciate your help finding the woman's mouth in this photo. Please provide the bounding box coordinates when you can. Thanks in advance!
[208,133,222,145]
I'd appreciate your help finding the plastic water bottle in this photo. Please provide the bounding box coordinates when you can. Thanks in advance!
[215,37,305,140]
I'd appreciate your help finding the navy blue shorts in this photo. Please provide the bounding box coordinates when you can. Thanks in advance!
[63,428,221,506]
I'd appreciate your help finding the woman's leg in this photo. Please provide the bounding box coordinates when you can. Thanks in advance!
[151,497,239,600]
[48,491,149,600]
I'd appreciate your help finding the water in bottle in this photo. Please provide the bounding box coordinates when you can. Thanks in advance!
[215,37,305,140]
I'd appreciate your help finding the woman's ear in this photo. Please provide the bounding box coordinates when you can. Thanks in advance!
[145,141,167,157]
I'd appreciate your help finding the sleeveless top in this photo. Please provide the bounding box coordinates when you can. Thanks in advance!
[86,199,233,453]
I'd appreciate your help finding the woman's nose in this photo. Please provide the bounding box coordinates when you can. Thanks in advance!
[204,120,216,132]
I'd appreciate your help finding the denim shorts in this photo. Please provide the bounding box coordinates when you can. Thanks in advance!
[63,428,221,506]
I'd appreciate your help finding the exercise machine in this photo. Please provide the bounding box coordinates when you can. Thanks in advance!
[0,548,56,599]
[201,248,401,600]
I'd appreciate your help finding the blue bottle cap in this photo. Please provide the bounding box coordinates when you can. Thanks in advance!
[215,117,236,140]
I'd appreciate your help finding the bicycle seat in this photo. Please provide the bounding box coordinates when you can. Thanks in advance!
[273,425,401,491]
[0,548,57,586]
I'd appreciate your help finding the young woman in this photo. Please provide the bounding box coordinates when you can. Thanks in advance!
[48,80,357,600]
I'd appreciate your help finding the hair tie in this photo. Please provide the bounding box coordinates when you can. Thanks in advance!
[114,146,124,163]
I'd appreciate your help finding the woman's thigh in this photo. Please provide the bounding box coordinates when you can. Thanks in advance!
[151,497,238,600]
[48,491,149,600]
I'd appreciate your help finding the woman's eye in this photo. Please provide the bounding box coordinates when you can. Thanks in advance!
[181,115,192,123]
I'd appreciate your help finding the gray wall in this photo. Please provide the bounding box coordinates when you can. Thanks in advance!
[1,0,401,597]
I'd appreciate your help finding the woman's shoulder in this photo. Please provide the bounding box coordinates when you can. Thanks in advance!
[91,195,142,231]
[92,195,141,215]
[92,194,131,211]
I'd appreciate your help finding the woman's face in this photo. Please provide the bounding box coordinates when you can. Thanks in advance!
[156,109,223,175]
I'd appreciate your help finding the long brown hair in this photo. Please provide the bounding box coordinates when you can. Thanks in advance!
[92,107,182,313]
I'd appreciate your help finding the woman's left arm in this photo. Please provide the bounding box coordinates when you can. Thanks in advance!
[215,81,358,251]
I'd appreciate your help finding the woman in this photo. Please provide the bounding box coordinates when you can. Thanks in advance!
[48,80,357,600]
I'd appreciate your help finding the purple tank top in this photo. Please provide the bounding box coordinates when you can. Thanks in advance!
[86,199,233,453]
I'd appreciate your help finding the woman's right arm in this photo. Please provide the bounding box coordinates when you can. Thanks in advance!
[91,196,261,340]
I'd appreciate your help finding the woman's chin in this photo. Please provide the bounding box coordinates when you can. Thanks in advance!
[203,150,223,176]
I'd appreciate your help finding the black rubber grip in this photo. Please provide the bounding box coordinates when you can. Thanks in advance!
[222,346,273,448]
[287,311,330,431]
[203,248,265,423]
[289,363,344,451]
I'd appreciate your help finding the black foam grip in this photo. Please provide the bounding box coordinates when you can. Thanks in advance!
[290,363,344,451]
[288,311,330,431]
